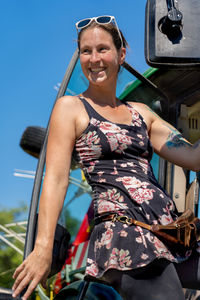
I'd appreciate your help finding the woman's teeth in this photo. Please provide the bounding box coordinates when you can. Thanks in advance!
[91,68,104,73]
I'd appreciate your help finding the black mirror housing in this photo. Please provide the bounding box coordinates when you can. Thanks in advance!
[145,0,200,68]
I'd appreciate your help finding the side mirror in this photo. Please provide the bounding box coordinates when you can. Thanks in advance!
[145,0,200,68]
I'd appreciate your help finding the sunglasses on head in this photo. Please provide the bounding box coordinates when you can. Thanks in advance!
[75,15,123,47]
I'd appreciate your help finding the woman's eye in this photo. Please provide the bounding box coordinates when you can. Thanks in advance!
[99,47,107,52]
[81,48,90,54]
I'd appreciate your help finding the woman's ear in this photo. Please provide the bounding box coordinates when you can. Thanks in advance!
[119,47,126,65]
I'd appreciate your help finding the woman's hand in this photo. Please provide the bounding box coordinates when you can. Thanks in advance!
[12,245,52,300]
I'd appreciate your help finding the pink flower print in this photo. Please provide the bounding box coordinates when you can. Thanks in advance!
[120,162,135,168]
[119,230,128,237]
[106,134,120,152]
[86,258,99,276]
[97,171,104,177]
[111,167,118,175]
[141,253,149,260]
[99,121,117,132]
[87,131,99,145]
[117,133,132,145]
[135,226,148,248]
[97,199,115,213]
[116,176,134,186]
[98,121,132,153]
[87,163,95,173]
[87,160,99,173]
[129,109,142,127]
[137,134,143,139]
[163,202,174,214]
[90,117,100,127]
[97,188,128,214]
[76,130,102,162]
[131,187,155,204]
[138,158,148,174]
[120,176,149,189]
[137,262,148,268]
[152,236,175,260]
[123,224,128,229]
[115,134,132,154]
[145,213,150,220]
[99,227,113,249]
[107,189,125,202]
[105,248,132,269]
[118,249,132,268]
[99,178,106,183]
[127,162,135,167]
[116,176,155,204]
[159,213,174,225]
[121,163,127,168]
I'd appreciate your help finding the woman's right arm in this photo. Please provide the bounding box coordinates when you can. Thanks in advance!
[12,96,78,300]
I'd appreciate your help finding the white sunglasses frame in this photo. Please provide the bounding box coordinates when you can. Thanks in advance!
[75,15,123,48]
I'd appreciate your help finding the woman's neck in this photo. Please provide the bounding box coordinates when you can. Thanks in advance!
[82,83,119,108]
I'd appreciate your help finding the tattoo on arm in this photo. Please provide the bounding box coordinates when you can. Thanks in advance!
[166,132,191,149]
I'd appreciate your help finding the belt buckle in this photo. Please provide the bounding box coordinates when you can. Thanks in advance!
[113,215,132,225]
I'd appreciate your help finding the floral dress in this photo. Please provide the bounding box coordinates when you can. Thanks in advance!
[73,96,191,279]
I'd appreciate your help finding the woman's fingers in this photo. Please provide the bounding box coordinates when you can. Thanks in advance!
[12,265,27,292]
[12,267,47,299]
[12,271,33,298]
[12,250,51,299]
[13,261,26,280]
[16,277,39,300]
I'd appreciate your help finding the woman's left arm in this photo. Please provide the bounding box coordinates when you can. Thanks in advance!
[148,107,200,171]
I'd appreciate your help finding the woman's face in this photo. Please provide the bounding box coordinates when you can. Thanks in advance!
[79,26,126,86]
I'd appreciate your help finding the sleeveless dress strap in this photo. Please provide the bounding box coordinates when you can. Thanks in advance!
[78,96,94,119]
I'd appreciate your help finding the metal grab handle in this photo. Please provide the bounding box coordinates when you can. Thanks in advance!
[159,0,183,39]
[166,0,183,22]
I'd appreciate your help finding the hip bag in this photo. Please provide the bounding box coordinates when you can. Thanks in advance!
[95,209,200,250]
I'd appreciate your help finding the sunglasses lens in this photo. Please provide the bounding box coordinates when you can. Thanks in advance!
[96,16,112,24]
[77,19,91,29]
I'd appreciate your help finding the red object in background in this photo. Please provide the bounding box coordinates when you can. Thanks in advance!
[54,201,94,294]
[73,201,94,245]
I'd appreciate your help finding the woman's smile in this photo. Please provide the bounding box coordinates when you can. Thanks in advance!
[89,67,106,74]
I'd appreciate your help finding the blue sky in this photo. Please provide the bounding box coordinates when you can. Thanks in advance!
[0,0,149,221]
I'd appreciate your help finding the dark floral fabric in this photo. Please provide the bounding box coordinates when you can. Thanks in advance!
[73,97,192,278]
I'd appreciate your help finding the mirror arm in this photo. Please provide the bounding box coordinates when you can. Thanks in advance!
[159,0,183,39]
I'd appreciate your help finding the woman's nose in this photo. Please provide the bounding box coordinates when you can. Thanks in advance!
[90,50,100,63]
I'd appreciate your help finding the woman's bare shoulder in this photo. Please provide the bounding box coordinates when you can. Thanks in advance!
[55,95,82,109]
[52,95,83,118]
[52,95,89,138]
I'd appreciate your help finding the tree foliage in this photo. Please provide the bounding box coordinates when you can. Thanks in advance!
[0,205,27,289]
[61,207,81,241]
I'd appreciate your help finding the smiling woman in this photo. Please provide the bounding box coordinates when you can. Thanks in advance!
[12,15,200,300]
